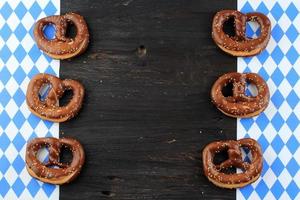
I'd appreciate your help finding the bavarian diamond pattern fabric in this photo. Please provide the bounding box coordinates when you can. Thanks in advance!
[238,0,300,199]
[0,0,60,199]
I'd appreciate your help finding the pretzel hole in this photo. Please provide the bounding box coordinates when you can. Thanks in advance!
[43,23,56,40]
[213,148,237,174]
[36,146,50,164]
[222,16,236,38]
[39,83,52,102]
[65,21,77,39]
[59,145,73,165]
[246,21,261,39]
[59,89,74,106]
[245,81,258,97]
[222,82,234,97]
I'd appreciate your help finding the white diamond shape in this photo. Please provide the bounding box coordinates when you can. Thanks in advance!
[5,99,18,119]
[278,13,292,32]
[5,77,19,97]
[6,12,20,31]
[278,168,293,188]
[278,146,293,166]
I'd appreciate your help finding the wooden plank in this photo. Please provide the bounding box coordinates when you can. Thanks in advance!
[60,0,237,199]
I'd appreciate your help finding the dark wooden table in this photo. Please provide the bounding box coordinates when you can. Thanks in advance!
[60,0,237,199]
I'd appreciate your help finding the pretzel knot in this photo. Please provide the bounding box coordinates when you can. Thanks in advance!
[202,138,263,189]
[26,73,84,122]
[34,12,89,59]
[26,137,85,185]
[211,72,269,118]
[212,10,271,56]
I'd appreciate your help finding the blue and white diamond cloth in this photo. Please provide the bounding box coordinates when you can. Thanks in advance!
[0,0,59,199]
[238,0,300,199]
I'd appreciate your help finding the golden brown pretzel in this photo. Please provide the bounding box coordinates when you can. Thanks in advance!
[26,73,84,122]
[211,72,269,118]
[212,10,271,56]
[34,12,89,59]
[202,138,263,189]
[26,137,85,185]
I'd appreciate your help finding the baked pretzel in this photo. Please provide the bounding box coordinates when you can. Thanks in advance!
[212,10,271,56]
[34,12,89,59]
[26,137,85,185]
[26,73,84,122]
[211,72,269,118]
[202,138,263,189]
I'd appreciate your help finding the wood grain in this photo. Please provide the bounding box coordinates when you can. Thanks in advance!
[60,0,237,199]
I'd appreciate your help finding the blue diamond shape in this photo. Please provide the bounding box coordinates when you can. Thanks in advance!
[286,3,299,21]
[0,67,11,84]
[241,2,254,13]
[0,88,11,107]
[271,135,284,154]
[12,111,26,129]
[286,158,299,176]
[286,46,299,65]
[239,184,254,199]
[44,1,57,16]
[258,134,269,152]
[271,68,284,87]
[12,177,25,197]
[14,2,27,20]
[14,45,26,63]
[271,90,285,109]
[286,68,299,87]
[0,133,10,151]
[0,45,12,63]
[14,23,27,42]
[286,113,299,131]
[246,22,256,38]
[286,181,299,199]
[0,178,10,197]
[41,183,56,197]
[286,25,298,43]
[0,24,12,41]
[12,155,24,174]
[256,113,269,131]
[29,2,42,19]
[13,88,25,107]
[27,114,41,129]
[271,157,284,176]
[272,24,284,43]
[258,68,269,81]
[286,90,299,109]
[271,3,284,21]
[256,180,269,199]
[28,45,42,63]
[13,67,26,85]
[27,178,40,197]
[0,111,11,129]
[257,2,269,14]
[45,66,56,75]
[240,118,254,131]
[286,135,299,154]
[0,2,13,20]
[271,180,284,199]
[28,66,39,78]
[0,155,10,174]
[12,134,25,151]
[261,160,269,176]
[43,120,53,129]
[271,46,284,65]
[257,50,269,64]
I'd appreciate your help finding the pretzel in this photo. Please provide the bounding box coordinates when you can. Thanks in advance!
[34,12,89,59]
[212,10,271,56]
[202,138,263,189]
[26,73,84,122]
[211,72,269,118]
[26,137,85,185]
